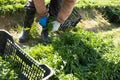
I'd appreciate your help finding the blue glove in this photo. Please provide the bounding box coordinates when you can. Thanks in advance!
[39,16,48,27]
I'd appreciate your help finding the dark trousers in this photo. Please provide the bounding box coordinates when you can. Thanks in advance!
[23,0,62,29]
[25,0,62,17]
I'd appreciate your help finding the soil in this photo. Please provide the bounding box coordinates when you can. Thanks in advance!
[0,13,24,39]
[0,13,24,29]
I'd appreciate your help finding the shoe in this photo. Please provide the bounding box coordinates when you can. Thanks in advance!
[19,30,30,43]
[19,8,35,43]
[41,28,48,44]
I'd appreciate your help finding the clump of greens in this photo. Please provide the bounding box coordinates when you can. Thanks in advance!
[24,27,120,80]
[0,57,19,80]
[0,0,26,15]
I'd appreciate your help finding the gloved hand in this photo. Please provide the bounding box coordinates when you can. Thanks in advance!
[39,16,48,27]
[51,21,61,32]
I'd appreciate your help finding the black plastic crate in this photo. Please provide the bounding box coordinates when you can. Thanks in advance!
[0,30,54,80]
[47,3,82,30]
[59,8,82,30]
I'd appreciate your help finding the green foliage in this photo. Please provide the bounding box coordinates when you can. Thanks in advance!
[23,27,119,80]
[76,0,120,9]
[0,0,26,15]
[0,0,120,79]
[47,16,56,32]
[29,24,40,40]
[1,0,120,15]
[0,27,120,79]
[0,57,19,80]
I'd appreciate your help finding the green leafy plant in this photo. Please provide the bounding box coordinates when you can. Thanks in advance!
[23,27,119,80]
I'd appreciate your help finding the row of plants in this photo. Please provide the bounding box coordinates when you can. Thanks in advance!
[1,25,117,79]
[21,26,120,80]
[1,0,120,15]
[76,0,120,8]
[0,21,119,80]
[0,0,26,15]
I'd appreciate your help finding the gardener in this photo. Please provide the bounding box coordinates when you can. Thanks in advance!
[19,0,76,43]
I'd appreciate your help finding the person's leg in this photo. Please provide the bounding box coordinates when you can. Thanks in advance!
[19,0,36,43]
[40,0,63,44]
[49,0,63,18]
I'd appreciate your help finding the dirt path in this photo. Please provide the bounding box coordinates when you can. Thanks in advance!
[0,13,24,29]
